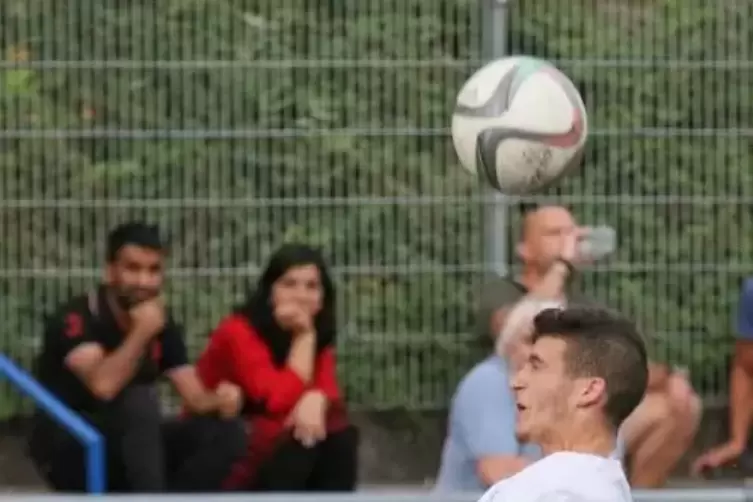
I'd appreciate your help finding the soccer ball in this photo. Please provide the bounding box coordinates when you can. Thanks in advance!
[451,56,588,195]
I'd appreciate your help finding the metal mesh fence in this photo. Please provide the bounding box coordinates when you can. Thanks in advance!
[0,0,751,415]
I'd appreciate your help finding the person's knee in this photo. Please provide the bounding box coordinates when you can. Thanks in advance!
[622,392,673,443]
[665,374,702,437]
[624,386,699,450]
[622,386,701,488]
[667,375,703,418]
[223,418,248,459]
[328,426,359,454]
[323,426,359,473]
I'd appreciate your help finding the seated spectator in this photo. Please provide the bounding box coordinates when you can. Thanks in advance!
[28,222,246,493]
[692,278,753,474]
[195,243,358,492]
[434,351,542,492]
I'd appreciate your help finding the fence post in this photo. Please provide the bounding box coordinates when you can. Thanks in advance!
[481,0,512,277]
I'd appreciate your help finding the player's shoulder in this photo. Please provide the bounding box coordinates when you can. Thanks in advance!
[537,479,630,502]
[478,452,630,502]
[534,452,631,501]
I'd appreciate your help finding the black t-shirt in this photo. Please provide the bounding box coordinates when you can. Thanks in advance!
[35,286,189,416]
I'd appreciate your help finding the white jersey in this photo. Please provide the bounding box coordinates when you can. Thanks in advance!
[477,451,632,502]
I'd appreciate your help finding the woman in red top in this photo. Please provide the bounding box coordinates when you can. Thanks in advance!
[195,243,357,491]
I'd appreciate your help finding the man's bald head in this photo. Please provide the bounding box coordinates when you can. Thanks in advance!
[518,205,578,271]
[522,206,576,241]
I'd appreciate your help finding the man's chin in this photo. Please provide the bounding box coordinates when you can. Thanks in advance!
[515,428,531,443]
[118,294,153,309]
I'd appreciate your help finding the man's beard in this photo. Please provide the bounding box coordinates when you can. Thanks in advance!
[515,426,531,443]
[112,287,158,309]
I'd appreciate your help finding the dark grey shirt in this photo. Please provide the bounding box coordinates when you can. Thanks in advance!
[476,275,597,340]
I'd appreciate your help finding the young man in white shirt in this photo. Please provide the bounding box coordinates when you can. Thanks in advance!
[478,305,648,502]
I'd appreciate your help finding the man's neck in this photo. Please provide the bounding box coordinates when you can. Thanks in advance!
[104,289,131,331]
[520,265,574,295]
[519,267,544,291]
[539,424,616,458]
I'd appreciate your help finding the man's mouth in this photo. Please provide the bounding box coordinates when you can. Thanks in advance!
[516,403,527,411]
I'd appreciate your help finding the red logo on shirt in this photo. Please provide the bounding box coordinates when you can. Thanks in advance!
[64,313,83,338]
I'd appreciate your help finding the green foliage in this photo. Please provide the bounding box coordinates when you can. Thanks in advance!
[0,0,750,415]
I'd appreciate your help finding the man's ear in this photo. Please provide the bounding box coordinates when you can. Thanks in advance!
[516,241,528,261]
[576,377,607,409]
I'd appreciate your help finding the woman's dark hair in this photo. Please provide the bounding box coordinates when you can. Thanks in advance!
[239,243,337,365]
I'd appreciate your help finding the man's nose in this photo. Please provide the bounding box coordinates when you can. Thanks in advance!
[511,369,526,391]
[135,270,158,288]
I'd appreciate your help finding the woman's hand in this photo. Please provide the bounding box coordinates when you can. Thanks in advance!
[275,302,314,335]
[287,390,327,447]
[215,381,244,418]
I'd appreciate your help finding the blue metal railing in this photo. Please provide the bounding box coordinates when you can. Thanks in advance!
[0,354,105,493]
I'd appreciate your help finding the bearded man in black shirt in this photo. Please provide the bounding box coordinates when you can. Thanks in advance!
[29,222,245,493]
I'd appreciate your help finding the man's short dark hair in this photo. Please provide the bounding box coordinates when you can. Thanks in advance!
[106,222,167,262]
[532,305,648,430]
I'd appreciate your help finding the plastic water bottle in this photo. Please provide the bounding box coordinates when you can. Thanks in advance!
[578,225,616,262]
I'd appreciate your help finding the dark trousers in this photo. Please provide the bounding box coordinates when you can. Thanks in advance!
[30,413,246,493]
[252,425,358,492]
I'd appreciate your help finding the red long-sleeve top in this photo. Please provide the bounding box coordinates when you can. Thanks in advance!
[194,313,348,488]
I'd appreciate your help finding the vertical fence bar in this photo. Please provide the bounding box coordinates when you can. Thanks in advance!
[482,0,511,277]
